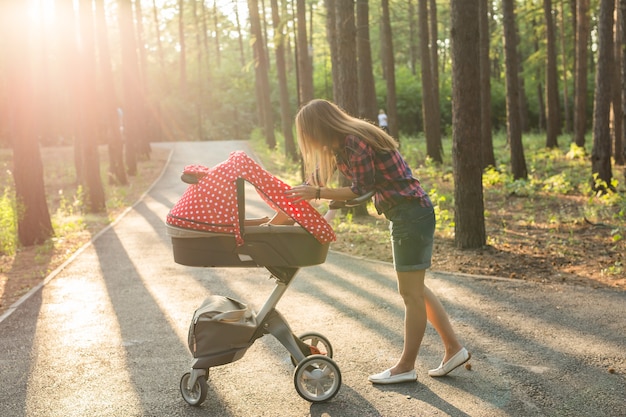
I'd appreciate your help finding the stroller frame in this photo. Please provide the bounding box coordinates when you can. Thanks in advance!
[170,178,342,405]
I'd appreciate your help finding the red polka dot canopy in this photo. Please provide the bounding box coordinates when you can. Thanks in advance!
[167,151,336,246]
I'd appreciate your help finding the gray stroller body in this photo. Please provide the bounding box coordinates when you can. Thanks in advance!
[167,177,342,406]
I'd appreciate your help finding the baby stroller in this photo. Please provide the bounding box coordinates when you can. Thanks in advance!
[166,152,369,406]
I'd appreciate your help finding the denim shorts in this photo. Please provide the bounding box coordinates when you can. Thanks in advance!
[384,198,435,272]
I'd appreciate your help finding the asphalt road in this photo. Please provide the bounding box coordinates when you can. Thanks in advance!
[1,141,625,417]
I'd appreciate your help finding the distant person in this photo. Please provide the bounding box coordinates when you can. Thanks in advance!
[286,99,470,384]
[378,109,389,133]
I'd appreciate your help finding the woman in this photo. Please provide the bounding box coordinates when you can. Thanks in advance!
[285,99,470,384]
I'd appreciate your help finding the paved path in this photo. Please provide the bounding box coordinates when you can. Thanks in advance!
[1,141,624,417]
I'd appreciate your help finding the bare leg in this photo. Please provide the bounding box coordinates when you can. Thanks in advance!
[388,270,427,375]
[388,272,465,376]
[424,286,464,363]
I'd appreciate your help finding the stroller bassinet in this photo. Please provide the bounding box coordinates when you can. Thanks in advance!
[167,152,342,405]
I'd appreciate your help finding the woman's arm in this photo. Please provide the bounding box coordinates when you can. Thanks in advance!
[284,185,358,203]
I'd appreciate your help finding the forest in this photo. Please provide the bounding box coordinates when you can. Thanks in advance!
[0,0,625,254]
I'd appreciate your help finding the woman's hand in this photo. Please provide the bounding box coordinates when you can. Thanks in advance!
[285,185,320,203]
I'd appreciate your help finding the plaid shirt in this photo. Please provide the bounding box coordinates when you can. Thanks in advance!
[335,135,431,214]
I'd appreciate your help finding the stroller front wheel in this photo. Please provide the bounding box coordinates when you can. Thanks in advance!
[293,355,341,402]
[180,372,208,406]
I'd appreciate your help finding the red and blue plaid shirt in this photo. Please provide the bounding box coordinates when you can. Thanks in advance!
[335,135,431,214]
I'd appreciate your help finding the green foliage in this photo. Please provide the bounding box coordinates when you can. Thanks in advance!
[0,187,18,255]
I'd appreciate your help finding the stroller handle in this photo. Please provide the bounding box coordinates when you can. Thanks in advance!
[328,190,375,210]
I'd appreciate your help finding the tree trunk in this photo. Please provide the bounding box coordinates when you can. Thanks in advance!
[334,0,358,115]
[615,0,626,169]
[380,0,399,140]
[574,0,590,147]
[419,0,442,162]
[544,0,561,148]
[591,0,615,192]
[297,0,314,105]
[612,0,624,165]
[2,2,54,246]
[428,0,441,136]
[78,0,106,212]
[450,0,486,249]
[559,0,572,133]
[248,0,276,149]
[479,0,495,168]
[408,0,418,75]
[95,0,127,186]
[270,0,297,160]
[356,0,377,123]
[178,0,187,92]
[503,0,528,180]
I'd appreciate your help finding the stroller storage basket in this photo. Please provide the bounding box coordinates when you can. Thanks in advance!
[168,224,330,268]
[188,296,257,366]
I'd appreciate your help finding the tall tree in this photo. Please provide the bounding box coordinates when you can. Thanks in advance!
[613,0,624,165]
[356,0,377,122]
[408,0,418,75]
[118,0,142,175]
[270,0,297,160]
[248,0,276,149]
[380,0,399,139]
[77,0,106,212]
[559,0,572,133]
[419,0,442,162]
[591,0,615,191]
[334,0,358,114]
[502,0,528,180]
[574,0,591,147]
[95,0,127,185]
[450,0,485,249]
[178,0,188,92]
[479,0,495,168]
[297,0,314,105]
[543,0,561,148]
[2,1,53,246]
[428,0,441,137]
[615,0,626,169]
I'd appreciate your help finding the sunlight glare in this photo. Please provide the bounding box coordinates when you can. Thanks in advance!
[28,0,56,23]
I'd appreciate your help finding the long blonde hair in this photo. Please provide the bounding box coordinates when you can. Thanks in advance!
[295,99,398,186]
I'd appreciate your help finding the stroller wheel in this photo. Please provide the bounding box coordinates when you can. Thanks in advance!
[294,354,341,403]
[180,372,208,406]
[291,332,334,366]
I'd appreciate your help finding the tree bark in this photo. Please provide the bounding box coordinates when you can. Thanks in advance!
[612,0,624,165]
[502,0,528,180]
[615,0,626,169]
[78,0,106,212]
[248,0,276,149]
[574,0,590,147]
[297,0,314,105]
[380,0,399,140]
[2,1,54,246]
[450,0,486,249]
[544,0,561,148]
[591,0,615,191]
[95,0,127,186]
[356,0,378,123]
[419,0,442,162]
[334,0,358,115]
[270,0,297,160]
[118,0,140,175]
[479,0,495,168]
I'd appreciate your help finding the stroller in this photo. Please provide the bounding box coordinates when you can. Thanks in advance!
[166,152,370,406]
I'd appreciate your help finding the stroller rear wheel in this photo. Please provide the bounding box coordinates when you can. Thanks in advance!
[180,372,208,406]
[293,354,341,402]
